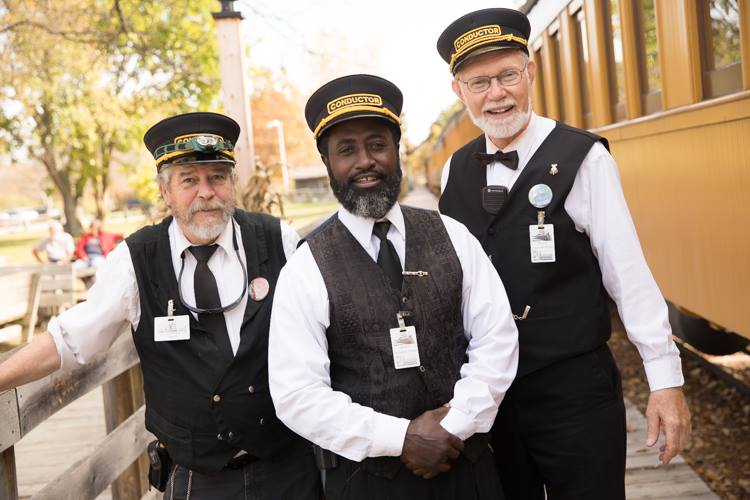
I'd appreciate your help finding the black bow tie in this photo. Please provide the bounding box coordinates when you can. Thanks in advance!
[473,150,519,170]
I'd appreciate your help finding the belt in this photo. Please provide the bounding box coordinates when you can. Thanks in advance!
[223,452,259,470]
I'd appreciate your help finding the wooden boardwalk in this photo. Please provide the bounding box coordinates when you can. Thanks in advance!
[10,187,717,499]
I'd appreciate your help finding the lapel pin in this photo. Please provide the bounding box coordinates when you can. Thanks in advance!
[249,277,270,302]
[549,163,558,176]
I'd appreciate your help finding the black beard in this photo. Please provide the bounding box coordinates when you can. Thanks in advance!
[328,164,402,219]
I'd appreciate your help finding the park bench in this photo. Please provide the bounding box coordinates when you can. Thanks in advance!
[0,263,81,344]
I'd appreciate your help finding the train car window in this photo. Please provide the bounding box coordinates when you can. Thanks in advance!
[574,8,592,128]
[636,0,662,114]
[533,46,547,115]
[552,29,566,123]
[700,0,743,98]
[608,0,627,122]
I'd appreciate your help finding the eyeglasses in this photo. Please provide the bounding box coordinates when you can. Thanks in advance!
[457,63,528,93]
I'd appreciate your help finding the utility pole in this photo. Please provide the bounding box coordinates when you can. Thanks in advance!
[267,120,290,193]
[213,0,255,187]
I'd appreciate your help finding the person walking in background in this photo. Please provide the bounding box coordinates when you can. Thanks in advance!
[32,220,75,263]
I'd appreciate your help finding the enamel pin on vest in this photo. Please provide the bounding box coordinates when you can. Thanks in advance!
[549,163,558,175]
[249,277,270,301]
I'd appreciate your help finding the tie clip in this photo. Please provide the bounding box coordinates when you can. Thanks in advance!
[402,270,429,277]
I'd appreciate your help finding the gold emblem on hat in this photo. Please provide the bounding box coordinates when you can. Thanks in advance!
[326,93,383,115]
[549,163,558,175]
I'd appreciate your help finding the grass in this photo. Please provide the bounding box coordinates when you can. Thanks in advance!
[0,201,338,267]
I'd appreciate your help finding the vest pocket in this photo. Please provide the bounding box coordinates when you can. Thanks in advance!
[146,406,193,465]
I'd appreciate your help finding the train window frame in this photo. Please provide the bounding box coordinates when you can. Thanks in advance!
[607,0,628,122]
[634,0,663,114]
[532,42,547,116]
[573,6,593,128]
[550,25,567,123]
[698,0,743,99]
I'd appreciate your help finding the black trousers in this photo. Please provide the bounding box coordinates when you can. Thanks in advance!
[325,437,503,500]
[491,345,626,500]
[163,445,322,500]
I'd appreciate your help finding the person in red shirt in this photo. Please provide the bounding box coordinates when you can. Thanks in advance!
[74,218,123,269]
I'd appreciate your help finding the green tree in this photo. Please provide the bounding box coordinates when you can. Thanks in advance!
[0,0,221,235]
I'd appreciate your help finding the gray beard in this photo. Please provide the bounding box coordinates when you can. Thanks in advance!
[467,97,532,141]
[329,165,402,219]
[173,197,235,242]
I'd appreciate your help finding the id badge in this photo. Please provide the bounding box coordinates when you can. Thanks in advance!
[529,224,556,263]
[154,315,190,342]
[389,326,420,369]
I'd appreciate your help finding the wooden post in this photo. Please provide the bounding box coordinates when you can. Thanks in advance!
[0,447,18,500]
[102,366,147,500]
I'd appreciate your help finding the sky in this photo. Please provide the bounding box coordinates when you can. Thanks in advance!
[233,0,521,144]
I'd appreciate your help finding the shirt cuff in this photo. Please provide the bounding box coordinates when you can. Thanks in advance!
[644,354,684,391]
[370,413,410,457]
[47,317,84,370]
[440,406,475,441]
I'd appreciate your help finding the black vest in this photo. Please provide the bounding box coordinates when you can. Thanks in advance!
[306,207,466,419]
[126,210,298,473]
[439,123,612,377]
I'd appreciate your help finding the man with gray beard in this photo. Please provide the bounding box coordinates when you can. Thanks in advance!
[0,112,321,500]
[269,74,519,500]
[436,8,690,500]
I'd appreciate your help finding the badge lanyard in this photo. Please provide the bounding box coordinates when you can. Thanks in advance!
[176,221,248,315]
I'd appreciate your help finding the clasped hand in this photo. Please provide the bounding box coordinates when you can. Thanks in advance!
[401,406,463,479]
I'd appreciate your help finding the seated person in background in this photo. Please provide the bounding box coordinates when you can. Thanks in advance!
[74,218,123,269]
[32,221,75,263]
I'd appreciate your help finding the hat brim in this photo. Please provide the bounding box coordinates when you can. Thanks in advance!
[157,154,235,171]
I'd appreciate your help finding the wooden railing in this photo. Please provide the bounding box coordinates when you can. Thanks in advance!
[0,331,152,500]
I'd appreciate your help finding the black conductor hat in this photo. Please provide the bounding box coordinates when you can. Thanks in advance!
[143,112,240,171]
[437,8,531,74]
[305,74,403,142]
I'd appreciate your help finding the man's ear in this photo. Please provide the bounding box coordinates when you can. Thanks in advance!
[451,78,465,103]
[526,59,537,86]
[159,184,171,209]
[320,154,330,168]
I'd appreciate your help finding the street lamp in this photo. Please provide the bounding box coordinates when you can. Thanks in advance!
[267,119,290,193]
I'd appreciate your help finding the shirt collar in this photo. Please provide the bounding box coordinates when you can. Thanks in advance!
[171,216,235,259]
[338,202,405,249]
[484,111,539,161]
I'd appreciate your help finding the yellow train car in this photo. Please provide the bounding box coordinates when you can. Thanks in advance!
[416,0,750,353]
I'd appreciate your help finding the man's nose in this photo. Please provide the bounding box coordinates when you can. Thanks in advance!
[196,177,215,198]
[486,77,509,100]
[354,148,376,170]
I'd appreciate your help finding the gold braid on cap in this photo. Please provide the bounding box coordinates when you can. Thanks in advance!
[313,106,401,140]
[449,34,528,73]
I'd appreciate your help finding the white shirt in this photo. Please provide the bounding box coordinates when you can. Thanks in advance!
[48,218,299,369]
[35,232,75,262]
[440,112,683,391]
[268,203,519,462]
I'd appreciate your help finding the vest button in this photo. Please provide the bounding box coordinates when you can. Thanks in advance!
[418,365,426,373]
[401,296,409,303]
[217,433,224,441]
[259,417,265,425]
[228,431,235,439]
[248,385,255,394]
[213,394,221,402]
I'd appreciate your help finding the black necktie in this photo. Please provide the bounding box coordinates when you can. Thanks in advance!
[372,221,403,291]
[473,150,519,170]
[188,245,233,360]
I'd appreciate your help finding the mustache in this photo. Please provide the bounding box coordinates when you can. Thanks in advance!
[187,199,226,218]
[482,98,517,112]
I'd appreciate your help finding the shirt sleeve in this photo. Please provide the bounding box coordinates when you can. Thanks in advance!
[566,142,684,391]
[48,241,140,369]
[440,156,453,193]
[437,215,519,439]
[279,220,300,261]
[268,243,410,461]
